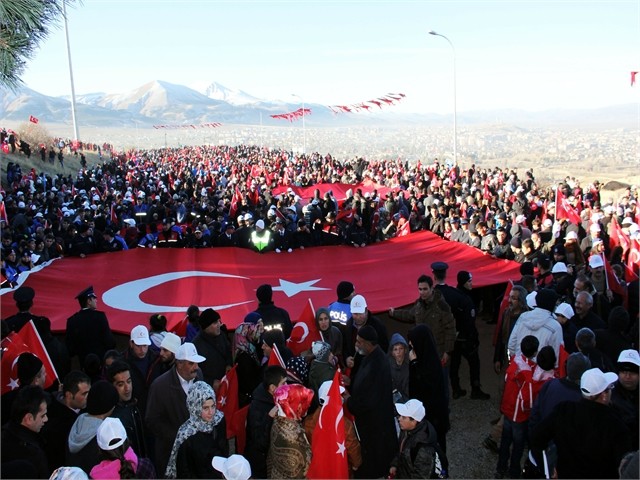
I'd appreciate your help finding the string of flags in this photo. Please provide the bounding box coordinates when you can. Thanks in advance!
[327,92,406,114]
[152,123,223,129]
[270,108,311,122]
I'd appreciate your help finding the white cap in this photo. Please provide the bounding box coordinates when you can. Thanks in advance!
[160,332,181,354]
[555,302,574,319]
[176,342,205,363]
[580,367,618,396]
[96,417,127,450]
[255,219,265,229]
[588,255,604,269]
[551,262,568,274]
[212,455,252,480]
[565,231,578,241]
[350,294,367,314]
[395,399,426,422]
[622,217,633,226]
[318,380,345,405]
[589,223,601,232]
[617,349,640,367]
[130,325,151,346]
[34,212,43,218]
[516,214,527,224]
[526,291,537,309]
[18,201,26,209]
[123,218,136,227]
[542,218,553,228]
[244,213,253,221]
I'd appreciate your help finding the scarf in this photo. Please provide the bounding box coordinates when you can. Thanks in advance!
[165,381,223,478]
[273,384,314,421]
[232,323,261,363]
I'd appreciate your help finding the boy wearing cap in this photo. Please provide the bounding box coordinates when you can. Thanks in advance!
[212,454,252,480]
[389,399,446,479]
[611,349,639,450]
[530,368,632,479]
[122,325,158,415]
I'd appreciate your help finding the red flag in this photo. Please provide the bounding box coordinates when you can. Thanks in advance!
[268,343,286,368]
[0,200,8,225]
[397,218,411,237]
[110,203,118,226]
[1,321,58,394]
[287,299,321,356]
[168,316,188,338]
[307,370,349,479]
[216,365,240,439]
[232,405,250,454]
[557,344,569,378]
[632,71,638,87]
[230,185,242,218]
[602,254,627,307]
[556,188,581,225]
[627,238,640,280]
[493,281,514,346]
[29,115,39,124]
[608,216,630,253]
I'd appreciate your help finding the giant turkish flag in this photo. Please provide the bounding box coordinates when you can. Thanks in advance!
[1,231,520,334]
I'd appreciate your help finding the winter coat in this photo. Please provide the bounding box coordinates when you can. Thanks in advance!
[391,419,439,479]
[507,307,563,360]
[1,421,50,478]
[176,425,228,478]
[66,414,103,474]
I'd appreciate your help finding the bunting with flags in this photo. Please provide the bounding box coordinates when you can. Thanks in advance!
[328,92,406,114]
[270,108,311,122]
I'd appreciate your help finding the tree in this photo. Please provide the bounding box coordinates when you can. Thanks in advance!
[0,0,80,91]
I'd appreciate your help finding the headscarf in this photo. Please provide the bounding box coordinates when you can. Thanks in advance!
[273,384,314,421]
[232,323,261,363]
[165,381,224,478]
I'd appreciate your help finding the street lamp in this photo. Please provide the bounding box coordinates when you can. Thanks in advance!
[62,0,80,145]
[429,30,457,165]
[291,93,306,154]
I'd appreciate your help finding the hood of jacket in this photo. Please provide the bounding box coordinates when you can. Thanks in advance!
[520,308,555,332]
[68,413,103,453]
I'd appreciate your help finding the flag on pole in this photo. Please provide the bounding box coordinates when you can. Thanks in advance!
[0,321,58,394]
[268,343,286,368]
[29,115,39,124]
[307,370,349,479]
[287,298,322,356]
[493,281,514,347]
[632,71,638,86]
[216,365,240,438]
[555,188,581,225]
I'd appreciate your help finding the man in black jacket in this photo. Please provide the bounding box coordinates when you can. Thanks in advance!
[193,308,232,388]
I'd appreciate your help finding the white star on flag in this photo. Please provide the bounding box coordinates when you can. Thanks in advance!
[7,378,19,390]
[272,279,330,297]
[219,395,227,406]
[336,441,346,457]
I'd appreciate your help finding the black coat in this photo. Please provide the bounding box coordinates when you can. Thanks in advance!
[244,383,276,479]
[1,421,50,478]
[346,346,398,479]
[530,399,632,479]
[193,331,232,386]
[254,303,293,339]
[176,422,229,479]
[40,394,80,472]
[65,308,116,365]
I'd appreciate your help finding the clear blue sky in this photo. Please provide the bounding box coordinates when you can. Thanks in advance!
[20,0,640,114]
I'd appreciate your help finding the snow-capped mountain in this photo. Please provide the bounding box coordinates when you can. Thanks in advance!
[203,81,261,105]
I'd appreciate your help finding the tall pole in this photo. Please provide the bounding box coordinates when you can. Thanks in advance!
[291,93,306,154]
[429,30,456,165]
[62,0,80,144]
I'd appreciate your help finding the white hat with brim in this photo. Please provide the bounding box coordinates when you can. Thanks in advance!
[580,368,618,396]
[212,455,252,480]
[395,399,426,422]
[176,342,205,363]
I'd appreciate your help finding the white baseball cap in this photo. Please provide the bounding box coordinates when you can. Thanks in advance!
[555,302,574,319]
[255,219,265,229]
[551,262,568,274]
[395,399,426,422]
[130,325,151,346]
[526,291,537,309]
[580,368,618,396]
[565,231,578,241]
[588,255,604,269]
[617,349,640,367]
[96,417,127,450]
[176,342,205,363]
[160,332,181,354]
[350,294,367,314]
[212,455,252,480]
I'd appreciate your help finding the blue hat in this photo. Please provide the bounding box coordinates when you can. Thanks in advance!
[431,261,449,272]
[75,285,96,300]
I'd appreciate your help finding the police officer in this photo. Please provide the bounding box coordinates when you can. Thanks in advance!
[431,262,490,400]
[65,286,116,367]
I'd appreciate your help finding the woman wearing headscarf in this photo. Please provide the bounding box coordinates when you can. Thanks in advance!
[267,384,314,479]
[408,324,450,453]
[261,329,293,366]
[232,312,264,407]
[165,381,228,479]
[315,307,343,363]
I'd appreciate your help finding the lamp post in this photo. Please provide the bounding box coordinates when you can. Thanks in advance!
[62,0,80,145]
[291,93,306,154]
[429,30,457,165]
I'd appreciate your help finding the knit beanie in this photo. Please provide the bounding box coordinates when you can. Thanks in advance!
[244,312,262,325]
[17,353,43,386]
[536,288,558,312]
[336,281,355,300]
[256,284,273,304]
[456,271,472,287]
[198,308,221,329]
[86,380,119,415]
[357,325,378,344]
[312,341,331,362]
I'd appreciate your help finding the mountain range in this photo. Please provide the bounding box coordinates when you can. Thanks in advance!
[0,80,636,129]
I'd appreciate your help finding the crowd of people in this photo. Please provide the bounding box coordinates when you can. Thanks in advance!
[1,140,639,478]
